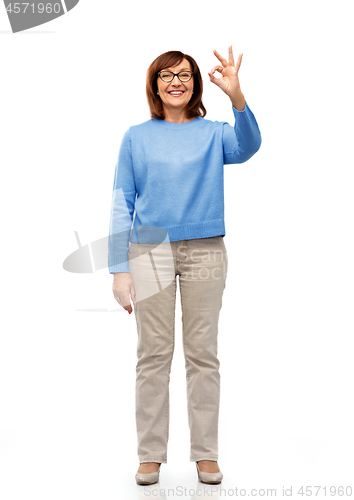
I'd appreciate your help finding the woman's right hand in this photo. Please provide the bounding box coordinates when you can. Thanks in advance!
[112,272,136,314]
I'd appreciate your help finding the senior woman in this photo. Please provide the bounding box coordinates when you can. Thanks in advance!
[108,46,261,485]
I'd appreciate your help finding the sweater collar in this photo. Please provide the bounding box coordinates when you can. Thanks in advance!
[152,116,202,129]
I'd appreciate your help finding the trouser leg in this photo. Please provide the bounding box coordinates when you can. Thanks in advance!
[129,241,177,463]
[177,237,228,462]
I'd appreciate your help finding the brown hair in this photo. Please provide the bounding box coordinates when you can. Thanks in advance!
[146,50,207,120]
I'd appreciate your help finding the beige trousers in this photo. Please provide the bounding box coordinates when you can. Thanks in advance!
[128,236,228,463]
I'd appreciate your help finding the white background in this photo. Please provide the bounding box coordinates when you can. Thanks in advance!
[1,0,353,498]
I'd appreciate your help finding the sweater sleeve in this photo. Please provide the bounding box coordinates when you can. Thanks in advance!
[222,101,262,164]
[108,128,137,274]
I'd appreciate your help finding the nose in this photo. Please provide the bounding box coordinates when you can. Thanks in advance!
[171,74,181,85]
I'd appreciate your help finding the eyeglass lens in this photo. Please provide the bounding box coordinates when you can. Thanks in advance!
[160,71,192,82]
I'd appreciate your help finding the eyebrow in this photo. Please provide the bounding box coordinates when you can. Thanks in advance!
[163,67,191,71]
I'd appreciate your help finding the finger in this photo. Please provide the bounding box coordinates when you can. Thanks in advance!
[114,294,132,313]
[235,53,243,74]
[130,287,136,303]
[122,298,132,313]
[209,64,224,75]
[228,45,235,66]
[208,71,223,87]
[121,296,131,308]
[213,48,228,67]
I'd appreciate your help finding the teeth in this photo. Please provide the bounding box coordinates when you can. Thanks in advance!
[169,91,183,94]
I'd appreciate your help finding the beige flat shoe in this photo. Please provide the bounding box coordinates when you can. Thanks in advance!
[196,462,223,484]
[135,463,161,485]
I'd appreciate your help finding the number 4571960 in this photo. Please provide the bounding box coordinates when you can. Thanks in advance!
[6,3,62,14]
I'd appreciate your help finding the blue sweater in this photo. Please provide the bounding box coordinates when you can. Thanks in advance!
[108,101,262,273]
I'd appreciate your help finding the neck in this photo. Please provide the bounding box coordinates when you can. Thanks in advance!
[163,106,192,123]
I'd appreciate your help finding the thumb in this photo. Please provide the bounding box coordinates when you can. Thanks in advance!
[130,286,136,303]
[208,72,222,87]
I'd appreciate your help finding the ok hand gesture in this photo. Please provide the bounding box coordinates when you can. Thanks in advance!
[208,46,246,111]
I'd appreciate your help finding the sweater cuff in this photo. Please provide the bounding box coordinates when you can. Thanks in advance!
[109,261,130,274]
[232,100,248,113]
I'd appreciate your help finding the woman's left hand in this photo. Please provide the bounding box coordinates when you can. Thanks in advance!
[209,46,244,105]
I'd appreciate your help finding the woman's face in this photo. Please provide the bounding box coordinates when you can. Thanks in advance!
[156,58,194,113]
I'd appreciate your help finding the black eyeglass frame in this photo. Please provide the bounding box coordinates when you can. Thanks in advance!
[157,70,194,83]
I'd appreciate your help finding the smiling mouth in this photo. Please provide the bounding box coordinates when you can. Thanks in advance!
[168,91,185,96]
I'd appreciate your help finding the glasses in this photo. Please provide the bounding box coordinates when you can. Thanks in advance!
[158,70,193,83]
